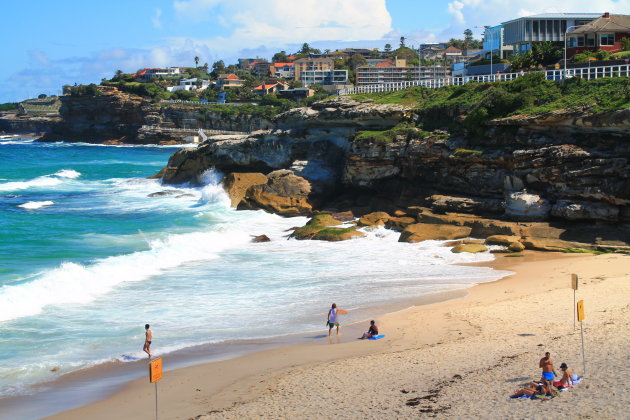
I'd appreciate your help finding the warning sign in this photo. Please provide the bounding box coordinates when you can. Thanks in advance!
[577,300,585,322]
[150,357,163,383]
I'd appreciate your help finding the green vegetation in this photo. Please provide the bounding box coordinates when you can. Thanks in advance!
[64,84,102,97]
[0,102,17,111]
[453,149,483,157]
[354,122,429,145]
[350,73,630,136]
[509,42,563,71]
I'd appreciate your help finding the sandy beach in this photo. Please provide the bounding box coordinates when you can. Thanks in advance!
[40,251,629,419]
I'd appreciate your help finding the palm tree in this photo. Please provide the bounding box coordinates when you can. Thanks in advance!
[194,56,199,68]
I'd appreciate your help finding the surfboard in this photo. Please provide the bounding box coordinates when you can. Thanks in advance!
[337,309,348,315]
[368,334,385,340]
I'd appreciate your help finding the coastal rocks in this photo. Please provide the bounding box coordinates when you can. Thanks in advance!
[416,210,523,237]
[251,234,270,243]
[223,172,269,207]
[43,87,147,143]
[550,200,619,222]
[148,190,181,197]
[384,216,416,232]
[238,170,313,216]
[291,214,364,241]
[398,224,472,243]
[521,238,592,252]
[508,241,526,252]
[484,235,522,246]
[428,195,504,215]
[504,191,551,221]
[306,214,344,227]
[357,211,391,227]
[451,244,488,253]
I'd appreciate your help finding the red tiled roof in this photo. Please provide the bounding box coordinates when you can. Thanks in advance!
[274,62,294,67]
[226,74,240,80]
[444,46,462,53]
[375,61,393,67]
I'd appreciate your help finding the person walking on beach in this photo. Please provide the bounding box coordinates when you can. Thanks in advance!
[327,303,340,337]
[143,324,152,359]
[539,352,556,383]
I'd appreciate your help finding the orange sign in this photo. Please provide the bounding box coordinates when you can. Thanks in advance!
[577,300,585,322]
[571,274,578,290]
[150,357,163,383]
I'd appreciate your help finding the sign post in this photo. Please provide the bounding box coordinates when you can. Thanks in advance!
[577,300,586,376]
[571,274,578,330]
[150,358,163,420]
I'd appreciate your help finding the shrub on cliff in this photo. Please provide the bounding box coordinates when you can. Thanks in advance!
[351,73,630,135]
[354,122,429,145]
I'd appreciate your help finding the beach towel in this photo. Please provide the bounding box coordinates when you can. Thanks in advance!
[559,377,583,391]
[368,334,385,340]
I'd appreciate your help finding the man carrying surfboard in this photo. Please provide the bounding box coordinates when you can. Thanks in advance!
[327,303,340,336]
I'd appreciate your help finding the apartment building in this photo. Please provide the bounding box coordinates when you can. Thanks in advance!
[299,69,349,86]
[293,58,334,81]
[502,13,602,54]
[270,63,295,79]
[356,59,448,86]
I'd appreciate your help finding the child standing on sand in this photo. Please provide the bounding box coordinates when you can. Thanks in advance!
[327,304,340,336]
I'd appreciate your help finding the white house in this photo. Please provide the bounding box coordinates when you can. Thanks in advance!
[167,78,210,92]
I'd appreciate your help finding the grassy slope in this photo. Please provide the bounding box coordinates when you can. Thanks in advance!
[350,73,630,113]
[348,73,630,136]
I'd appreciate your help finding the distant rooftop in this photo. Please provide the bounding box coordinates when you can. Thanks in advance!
[502,13,602,24]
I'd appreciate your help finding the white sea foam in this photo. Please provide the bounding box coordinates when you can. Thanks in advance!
[18,200,54,210]
[0,227,253,322]
[0,169,81,192]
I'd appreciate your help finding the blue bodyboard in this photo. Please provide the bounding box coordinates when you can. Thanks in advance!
[368,334,385,340]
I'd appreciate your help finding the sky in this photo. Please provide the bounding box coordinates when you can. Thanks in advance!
[1,0,628,102]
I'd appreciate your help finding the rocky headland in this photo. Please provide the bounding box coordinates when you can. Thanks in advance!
[159,94,630,253]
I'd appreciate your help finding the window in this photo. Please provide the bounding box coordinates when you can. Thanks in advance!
[533,20,539,35]
[577,36,585,47]
[586,34,595,47]
[600,33,614,46]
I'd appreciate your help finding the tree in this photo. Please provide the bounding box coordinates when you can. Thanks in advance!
[349,53,367,70]
[400,36,406,48]
[273,50,288,63]
[300,43,311,55]
[202,62,209,72]
[194,56,200,68]
[463,28,473,53]
[211,60,226,78]
[384,43,392,53]
[37,93,47,99]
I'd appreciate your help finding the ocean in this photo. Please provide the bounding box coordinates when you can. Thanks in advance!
[0,137,509,399]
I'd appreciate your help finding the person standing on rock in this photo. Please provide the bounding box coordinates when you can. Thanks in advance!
[327,303,340,336]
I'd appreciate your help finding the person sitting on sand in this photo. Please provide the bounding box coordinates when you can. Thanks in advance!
[539,352,556,383]
[359,320,378,339]
[510,383,540,398]
[143,324,152,359]
[327,303,340,337]
[553,363,573,389]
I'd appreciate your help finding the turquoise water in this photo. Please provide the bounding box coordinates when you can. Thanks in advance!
[0,138,509,397]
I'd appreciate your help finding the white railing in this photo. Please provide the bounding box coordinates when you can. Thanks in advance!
[159,100,243,106]
[338,64,630,95]
[140,125,249,135]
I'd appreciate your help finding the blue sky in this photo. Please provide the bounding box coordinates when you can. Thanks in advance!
[1,0,628,102]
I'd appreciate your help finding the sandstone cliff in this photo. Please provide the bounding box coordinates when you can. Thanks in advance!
[160,95,630,250]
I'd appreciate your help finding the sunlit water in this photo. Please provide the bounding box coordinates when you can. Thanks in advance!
[0,138,509,396]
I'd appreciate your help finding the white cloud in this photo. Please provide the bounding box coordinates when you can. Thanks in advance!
[445,0,630,31]
[173,0,392,49]
[152,8,163,29]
